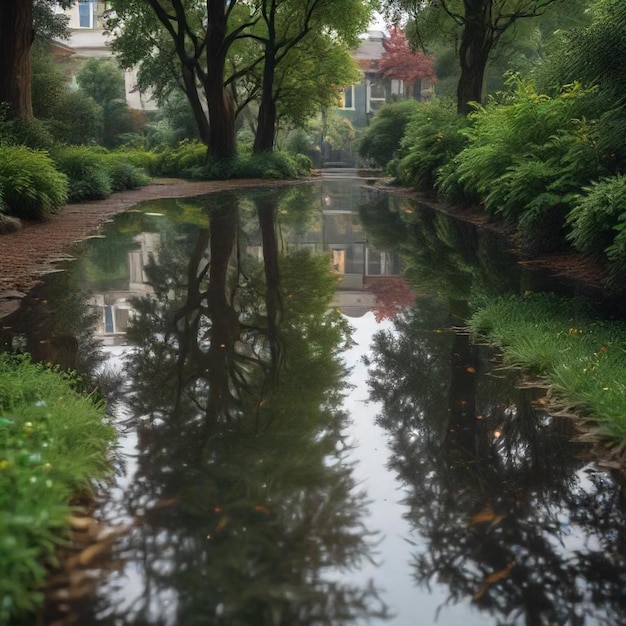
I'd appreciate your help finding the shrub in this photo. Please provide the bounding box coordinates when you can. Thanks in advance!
[439,83,621,246]
[567,175,626,282]
[100,153,151,191]
[0,354,115,623]
[110,148,160,176]
[9,119,55,150]
[0,146,68,219]
[48,90,103,146]
[358,100,422,168]
[52,146,112,202]
[155,140,207,178]
[395,99,470,192]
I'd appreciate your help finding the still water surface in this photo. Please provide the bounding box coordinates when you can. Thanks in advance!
[2,173,625,625]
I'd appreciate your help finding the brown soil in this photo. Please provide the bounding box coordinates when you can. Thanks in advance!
[0,178,311,319]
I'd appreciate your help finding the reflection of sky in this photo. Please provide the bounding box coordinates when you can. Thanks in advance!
[341,312,488,626]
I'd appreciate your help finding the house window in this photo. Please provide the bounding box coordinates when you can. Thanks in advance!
[367,79,386,112]
[339,86,355,110]
[78,1,98,28]
[103,305,115,334]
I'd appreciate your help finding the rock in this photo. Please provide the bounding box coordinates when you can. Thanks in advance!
[0,214,21,234]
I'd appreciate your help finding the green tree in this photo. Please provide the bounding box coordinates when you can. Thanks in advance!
[0,1,74,121]
[76,58,134,146]
[247,0,373,153]
[383,0,568,114]
[108,0,373,157]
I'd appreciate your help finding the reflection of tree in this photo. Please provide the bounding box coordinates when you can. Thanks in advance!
[367,300,626,624]
[359,197,519,302]
[106,191,389,625]
[0,265,103,379]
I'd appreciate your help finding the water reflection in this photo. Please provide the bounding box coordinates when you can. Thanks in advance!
[363,200,626,624]
[1,178,625,625]
[91,187,391,624]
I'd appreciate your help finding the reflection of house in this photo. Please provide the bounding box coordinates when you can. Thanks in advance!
[52,1,156,110]
[336,31,433,128]
[91,232,160,345]
[90,180,407,339]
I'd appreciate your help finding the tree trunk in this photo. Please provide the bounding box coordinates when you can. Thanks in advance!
[253,56,277,154]
[181,66,211,146]
[456,0,494,116]
[205,0,236,160]
[0,0,34,120]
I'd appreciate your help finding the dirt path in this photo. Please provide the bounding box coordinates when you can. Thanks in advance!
[0,178,309,318]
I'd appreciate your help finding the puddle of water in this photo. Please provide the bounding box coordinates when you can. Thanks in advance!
[1,178,625,625]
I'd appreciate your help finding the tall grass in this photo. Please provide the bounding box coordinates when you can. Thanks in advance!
[469,293,626,442]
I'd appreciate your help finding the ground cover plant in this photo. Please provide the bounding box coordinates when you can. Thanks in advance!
[469,293,626,443]
[0,146,68,219]
[0,353,115,622]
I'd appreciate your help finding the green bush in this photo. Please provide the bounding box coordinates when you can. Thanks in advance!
[48,90,104,146]
[0,354,115,622]
[0,146,68,219]
[395,99,470,192]
[155,140,207,178]
[52,146,112,202]
[9,119,55,150]
[100,153,151,191]
[567,175,626,281]
[358,100,422,168]
[154,141,308,180]
[439,83,621,245]
[110,148,160,175]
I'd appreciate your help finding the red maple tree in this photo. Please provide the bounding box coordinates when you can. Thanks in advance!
[366,276,418,322]
[378,26,436,94]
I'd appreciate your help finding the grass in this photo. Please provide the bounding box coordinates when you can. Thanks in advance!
[469,293,626,443]
[0,354,116,622]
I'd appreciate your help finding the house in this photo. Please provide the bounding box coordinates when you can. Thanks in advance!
[52,1,156,110]
[336,31,433,128]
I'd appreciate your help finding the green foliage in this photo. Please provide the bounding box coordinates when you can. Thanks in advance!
[7,118,55,150]
[155,141,309,180]
[358,100,422,168]
[154,140,207,178]
[76,58,135,147]
[285,128,311,156]
[469,293,626,442]
[110,148,160,175]
[0,146,68,219]
[48,90,103,146]
[535,0,626,107]
[395,99,470,191]
[439,83,621,244]
[51,146,112,202]
[31,41,69,120]
[0,353,115,623]
[99,152,151,191]
[566,175,626,282]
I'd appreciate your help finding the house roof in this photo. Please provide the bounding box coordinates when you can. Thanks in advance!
[353,30,386,72]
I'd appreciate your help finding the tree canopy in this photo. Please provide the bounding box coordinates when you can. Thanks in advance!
[108,0,374,157]
[382,0,569,114]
